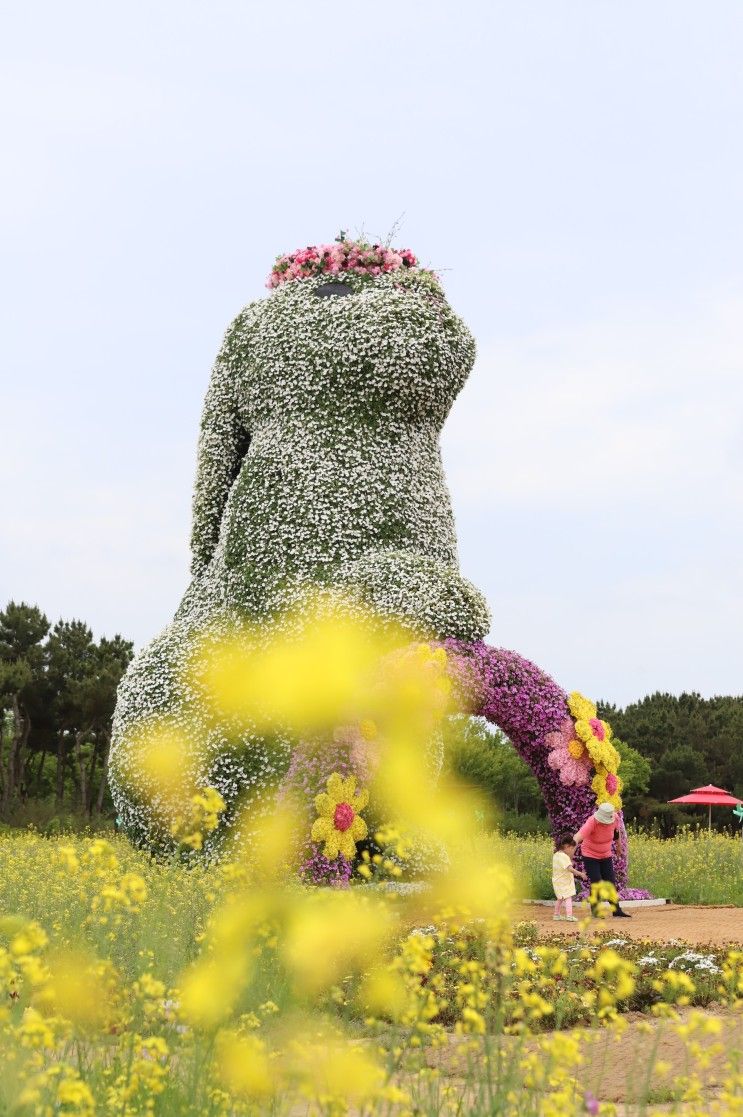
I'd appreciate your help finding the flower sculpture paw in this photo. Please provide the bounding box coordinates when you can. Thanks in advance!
[543,688,624,810]
[568,692,623,810]
[311,773,369,861]
[545,718,592,788]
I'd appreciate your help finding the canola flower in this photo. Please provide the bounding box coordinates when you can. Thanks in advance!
[2,826,743,1114]
[0,610,742,1115]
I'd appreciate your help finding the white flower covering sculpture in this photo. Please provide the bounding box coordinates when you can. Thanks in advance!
[109,253,490,851]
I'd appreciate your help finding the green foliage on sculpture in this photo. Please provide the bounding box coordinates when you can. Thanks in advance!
[109,243,490,851]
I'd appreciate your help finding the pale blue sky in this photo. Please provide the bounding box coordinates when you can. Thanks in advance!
[2,1,742,705]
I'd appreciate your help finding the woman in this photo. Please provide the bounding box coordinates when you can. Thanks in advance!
[574,803,631,918]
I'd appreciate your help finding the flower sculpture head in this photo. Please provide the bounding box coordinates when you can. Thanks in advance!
[267,236,420,288]
[248,242,476,437]
[311,773,369,861]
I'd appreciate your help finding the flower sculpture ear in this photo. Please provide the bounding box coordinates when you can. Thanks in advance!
[190,314,252,579]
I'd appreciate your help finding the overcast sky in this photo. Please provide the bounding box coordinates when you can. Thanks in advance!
[2,0,742,706]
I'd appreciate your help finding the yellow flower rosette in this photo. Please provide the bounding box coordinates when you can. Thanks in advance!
[568,691,623,809]
[311,773,369,861]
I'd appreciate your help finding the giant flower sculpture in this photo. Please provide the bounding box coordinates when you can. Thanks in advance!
[311,773,369,861]
[109,233,643,896]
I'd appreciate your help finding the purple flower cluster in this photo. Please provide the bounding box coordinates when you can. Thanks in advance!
[299,846,353,888]
[616,887,653,901]
[276,732,356,809]
[577,883,653,901]
[445,642,637,892]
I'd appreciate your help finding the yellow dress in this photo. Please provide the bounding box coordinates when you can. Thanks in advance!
[552,851,576,899]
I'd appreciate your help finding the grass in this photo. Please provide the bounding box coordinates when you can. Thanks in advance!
[489,828,743,905]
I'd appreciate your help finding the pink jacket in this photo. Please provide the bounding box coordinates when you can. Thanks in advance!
[576,816,617,859]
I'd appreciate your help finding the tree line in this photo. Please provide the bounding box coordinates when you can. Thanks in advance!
[0,601,132,821]
[2,598,741,833]
[599,692,743,832]
[446,691,743,836]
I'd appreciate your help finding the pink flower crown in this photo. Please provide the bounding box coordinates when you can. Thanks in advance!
[267,236,420,289]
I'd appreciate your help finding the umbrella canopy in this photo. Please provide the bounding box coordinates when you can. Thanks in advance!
[669,784,742,806]
[668,784,742,830]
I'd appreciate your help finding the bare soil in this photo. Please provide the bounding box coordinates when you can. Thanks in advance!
[578,1006,741,1107]
[517,903,743,947]
[425,1007,743,1111]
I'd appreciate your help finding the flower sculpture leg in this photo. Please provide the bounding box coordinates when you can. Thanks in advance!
[446,641,637,896]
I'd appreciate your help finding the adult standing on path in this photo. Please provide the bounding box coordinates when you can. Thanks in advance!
[574,803,632,918]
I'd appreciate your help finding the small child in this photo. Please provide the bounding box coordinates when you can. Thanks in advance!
[552,833,587,922]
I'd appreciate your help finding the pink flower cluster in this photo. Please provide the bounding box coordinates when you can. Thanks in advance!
[333,801,355,832]
[589,717,605,741]
[545,717,592,788]
[267,238,419,288]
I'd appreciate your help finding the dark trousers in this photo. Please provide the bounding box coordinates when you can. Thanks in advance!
[582,856,619,914]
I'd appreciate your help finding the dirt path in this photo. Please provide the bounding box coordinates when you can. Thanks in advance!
[580,1006,741,1106]
[516,903,743,946]
[425,1007,743,1111]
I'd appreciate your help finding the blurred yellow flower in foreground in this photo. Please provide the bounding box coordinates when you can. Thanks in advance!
[190,606,396,734]
[426,857,515,929]
[216,1031,273,1099]
[35,950,116,1031]
[18,1007,55,1049]
[283,891,400,995]
[234,802,304,881]
[173,787,226,851]
[290,1038,387,1107]
[7,919,48,958]
[126,721,195,802]
[178,959,242,1031]
[356,966,410,1021]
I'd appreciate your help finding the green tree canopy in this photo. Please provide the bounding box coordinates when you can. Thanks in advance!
[600,692,743,831]
[0,602,50,808]
[0,601,133,819]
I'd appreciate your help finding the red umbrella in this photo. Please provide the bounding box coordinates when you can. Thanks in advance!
[668,784,742,830]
